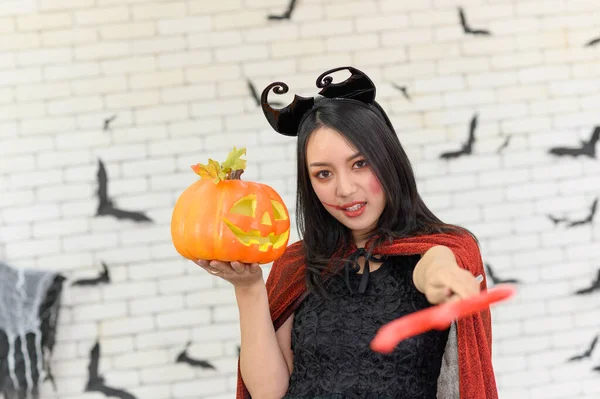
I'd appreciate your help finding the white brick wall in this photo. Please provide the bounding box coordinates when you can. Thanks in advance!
[0,0,599,398]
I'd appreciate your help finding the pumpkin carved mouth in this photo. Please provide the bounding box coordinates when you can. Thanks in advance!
[223,219,290,251]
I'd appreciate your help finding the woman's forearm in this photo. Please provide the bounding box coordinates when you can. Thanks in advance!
[412,245,456,293]
[236,281,290,399]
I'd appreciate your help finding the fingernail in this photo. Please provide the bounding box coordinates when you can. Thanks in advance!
[475,274,483,284]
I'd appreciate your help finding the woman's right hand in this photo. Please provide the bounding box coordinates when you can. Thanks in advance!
[195,259,264,289]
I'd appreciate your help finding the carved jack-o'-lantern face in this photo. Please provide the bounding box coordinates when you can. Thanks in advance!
[223,194,289,252]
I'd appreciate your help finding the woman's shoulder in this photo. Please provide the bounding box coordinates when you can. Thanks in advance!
[448,229,481,253]
[425,228,480,252]
[269,240,306,276]
[274,240,305,264]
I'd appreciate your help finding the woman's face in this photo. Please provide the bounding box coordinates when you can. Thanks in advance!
[306,126,386,246]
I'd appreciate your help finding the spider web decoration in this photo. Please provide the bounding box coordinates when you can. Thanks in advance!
[0,262,65,399]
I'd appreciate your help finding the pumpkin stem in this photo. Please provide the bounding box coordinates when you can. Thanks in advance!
[229,169,244,180]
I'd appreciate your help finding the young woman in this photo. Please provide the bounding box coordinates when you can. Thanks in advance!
[196,67,497,399]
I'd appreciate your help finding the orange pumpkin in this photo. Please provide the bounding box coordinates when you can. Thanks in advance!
[171,147,290,264]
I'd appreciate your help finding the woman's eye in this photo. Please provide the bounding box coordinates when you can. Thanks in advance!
[316,170,331,179]
[354,160,367,168]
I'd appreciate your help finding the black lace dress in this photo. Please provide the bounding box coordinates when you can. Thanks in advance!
[283,254,450,399]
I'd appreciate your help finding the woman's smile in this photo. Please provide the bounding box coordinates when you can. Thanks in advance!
[323,201,368,218]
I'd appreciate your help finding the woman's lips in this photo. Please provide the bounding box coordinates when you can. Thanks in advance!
[323,201,367,218]
[342,202,366,218]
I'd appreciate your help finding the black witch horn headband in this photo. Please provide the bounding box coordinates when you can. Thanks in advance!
[261,66,377,137]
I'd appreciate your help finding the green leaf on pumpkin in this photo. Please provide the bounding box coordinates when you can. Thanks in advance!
[191,159,220,183]
[221,146,246,173]
[190,147,247,183]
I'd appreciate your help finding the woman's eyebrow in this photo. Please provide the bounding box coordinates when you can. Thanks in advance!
[309,152,362,167]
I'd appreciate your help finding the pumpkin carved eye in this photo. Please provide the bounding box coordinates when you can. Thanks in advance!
[271,200,287,221]
[230,195,256,217]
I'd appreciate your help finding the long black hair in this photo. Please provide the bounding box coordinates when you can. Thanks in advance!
[295,98,475,295]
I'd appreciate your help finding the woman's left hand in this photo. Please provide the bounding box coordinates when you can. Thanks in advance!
[421,262,481,305]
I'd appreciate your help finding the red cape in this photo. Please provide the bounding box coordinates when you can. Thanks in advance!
[236,232,498,398]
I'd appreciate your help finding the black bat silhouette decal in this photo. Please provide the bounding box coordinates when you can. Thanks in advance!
[547,214,568,226]
[567,335,598,362]
[95,158,153,223]
[392,84,411,101]
[568,198,597,228]
[547,198,597,228]
[458,7,491,36]
[484,263,521,285]
[268,0,297,20]
[574,269,600,295]
[496,135,511,154]
[247,79,283,107]
[176,341,217,369]
[585,36,600,47]
[71,262,111,287]
[548,126,599,158]
[103,115,117,131]
[440,113,478,159]
[86,342,137,399]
